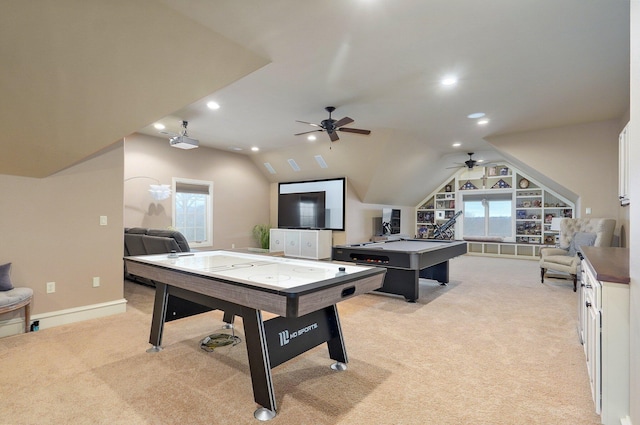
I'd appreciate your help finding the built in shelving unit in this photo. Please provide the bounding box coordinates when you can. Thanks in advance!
[415,163,575,259]
[416,178,456,239]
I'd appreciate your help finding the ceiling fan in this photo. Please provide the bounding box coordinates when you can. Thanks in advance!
[448,152,481,169]
[295,106,371,142]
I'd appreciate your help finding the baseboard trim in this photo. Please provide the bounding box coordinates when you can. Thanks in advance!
[620,416,633,425]
[0,299,127,338]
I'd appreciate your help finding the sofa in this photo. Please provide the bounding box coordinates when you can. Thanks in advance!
[124,227,191,257]
[124,228,210,321]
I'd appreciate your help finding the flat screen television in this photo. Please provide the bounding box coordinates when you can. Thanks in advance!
[278,191,326,229]
[278,178,345,231]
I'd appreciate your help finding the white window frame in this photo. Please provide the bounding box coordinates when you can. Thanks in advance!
[461,192,514,242]
[172,177,214,248]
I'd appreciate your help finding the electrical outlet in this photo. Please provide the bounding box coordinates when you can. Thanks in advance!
[46,281,56,293]
[92,277,100,287]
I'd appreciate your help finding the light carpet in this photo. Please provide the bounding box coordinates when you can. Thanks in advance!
[0,255,601,425]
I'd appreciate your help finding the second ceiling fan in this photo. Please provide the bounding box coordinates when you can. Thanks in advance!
[295,106,371,142]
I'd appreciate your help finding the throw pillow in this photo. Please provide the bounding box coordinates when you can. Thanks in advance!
[568,232,597,257]
[0,262,14,291]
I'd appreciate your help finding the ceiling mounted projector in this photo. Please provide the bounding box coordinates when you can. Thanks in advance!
[170,135,199,149]
[169,121,199,149]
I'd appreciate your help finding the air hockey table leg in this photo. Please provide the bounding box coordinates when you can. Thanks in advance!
[222,310,235,329]
[147,281,169,353]
[326,305,348,371]
[241,307,278,420]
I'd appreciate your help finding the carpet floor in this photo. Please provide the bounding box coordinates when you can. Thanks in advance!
[0,254,601,424]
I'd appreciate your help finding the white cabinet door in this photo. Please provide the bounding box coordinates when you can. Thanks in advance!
[585,303,601,414]
[269,229,285,253]
[299,231,318,259]
[284,230,301,257]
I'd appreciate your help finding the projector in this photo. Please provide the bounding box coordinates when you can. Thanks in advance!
[169,135,199,149]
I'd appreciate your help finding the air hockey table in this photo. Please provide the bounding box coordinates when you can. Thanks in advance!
[124,250,386,421]
[332,239,467,302]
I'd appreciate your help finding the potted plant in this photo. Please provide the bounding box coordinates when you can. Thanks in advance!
[252,224,271,251]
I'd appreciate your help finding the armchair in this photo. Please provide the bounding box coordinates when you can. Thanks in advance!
[539,218,616,291]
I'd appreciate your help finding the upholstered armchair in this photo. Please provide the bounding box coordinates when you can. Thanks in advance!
[540,218,616,291]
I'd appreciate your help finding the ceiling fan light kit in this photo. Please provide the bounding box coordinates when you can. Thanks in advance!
[295,106,371,142]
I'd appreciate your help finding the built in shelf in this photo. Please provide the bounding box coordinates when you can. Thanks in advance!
[466,241,542,259]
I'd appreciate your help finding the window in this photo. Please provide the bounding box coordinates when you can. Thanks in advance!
[172,178,213,248]
[462,193,513,239]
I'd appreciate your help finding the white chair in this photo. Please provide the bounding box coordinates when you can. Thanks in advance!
[539,218,616,291]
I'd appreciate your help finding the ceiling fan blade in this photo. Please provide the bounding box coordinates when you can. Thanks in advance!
[333,117,354,128]
[329,131,339,142]
[295,120,321,128]
[446,165,464,169]
[338,127,371,135]
[294,129,323,136]
[480,160,502,167]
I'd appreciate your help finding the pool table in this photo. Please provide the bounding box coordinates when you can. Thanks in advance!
[332,239,467,302]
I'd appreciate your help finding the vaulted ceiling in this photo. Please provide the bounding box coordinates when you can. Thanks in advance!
[0,0,629,206]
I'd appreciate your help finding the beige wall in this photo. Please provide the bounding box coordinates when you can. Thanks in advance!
[124,133,270,250]
[488,119,624,240]
[269,179,414,246]
[0,144,124,318]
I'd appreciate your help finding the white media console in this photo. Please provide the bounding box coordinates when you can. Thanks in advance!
[269,229,332,260]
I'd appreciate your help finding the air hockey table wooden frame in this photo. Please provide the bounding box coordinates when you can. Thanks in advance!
[124,251,385,421]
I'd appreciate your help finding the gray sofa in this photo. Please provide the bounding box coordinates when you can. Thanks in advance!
[124,228,210,321]
[124,227,190,257]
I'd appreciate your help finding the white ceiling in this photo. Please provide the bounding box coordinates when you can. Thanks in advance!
[141,0,629,204]
[1,1,629,206]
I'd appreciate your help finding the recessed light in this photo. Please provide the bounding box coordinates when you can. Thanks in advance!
[452,142,461,147]
[207,101,220,110]
[264,162,276,174]
[441,76,458,86]
[477,119,490,125]
[251,147,259,152]
[307,135,317,141]
[153,123,165,130]
[287,159,300,172]
[314,155,328,169]
[467,112,485,119]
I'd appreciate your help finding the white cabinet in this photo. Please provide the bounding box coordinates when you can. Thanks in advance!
[579,247,629,425]
[269,229,332,260]
[269,229,285,253]
[619,122,629,206]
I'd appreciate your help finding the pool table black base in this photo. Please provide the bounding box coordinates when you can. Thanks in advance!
[375,261,449,302]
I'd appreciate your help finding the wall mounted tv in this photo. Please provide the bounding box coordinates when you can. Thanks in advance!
[278,178,346,231]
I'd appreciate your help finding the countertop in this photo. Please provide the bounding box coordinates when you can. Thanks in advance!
[581,246,630,284]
